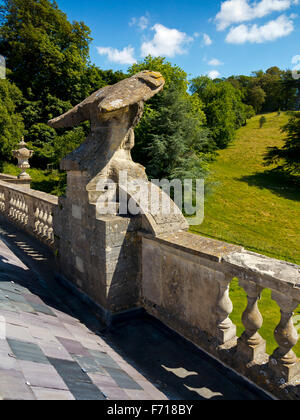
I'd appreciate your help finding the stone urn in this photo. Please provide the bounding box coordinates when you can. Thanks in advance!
[12,138,34,180]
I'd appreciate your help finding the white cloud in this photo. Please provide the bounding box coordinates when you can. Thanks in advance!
[292,54,300,64]
[141,24,193,57]
[208,70,221,79]
[129,15,149,31]
[208,58,223,66]
[97,46,137,65]
[216,0,298,30]
[226,14,294,43]
[203,33,213,45]
[292,55,300,72]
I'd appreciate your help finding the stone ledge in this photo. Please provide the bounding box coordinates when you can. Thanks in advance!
[0,173,31,188]
[0,179,58,205]
[223,250,300,299]
[141,231,300,298]
[141,231,243,262]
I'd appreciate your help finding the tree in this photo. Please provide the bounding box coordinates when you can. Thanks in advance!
[281,75,300,111]
[0,0,126,168]
[264,112,300,174]
[0,0,92,103]
[128,56,210,181]
[190,76,247,149]
[0,78,24,163]
[246,84,266,113]
[227,68,298,114]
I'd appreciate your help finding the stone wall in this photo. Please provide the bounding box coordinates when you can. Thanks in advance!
[141,233,240,350]
[53,171,143,319]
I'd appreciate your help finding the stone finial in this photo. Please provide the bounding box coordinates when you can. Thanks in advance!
[12,138,34,180]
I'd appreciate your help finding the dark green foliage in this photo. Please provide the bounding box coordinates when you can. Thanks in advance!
[264,112,300,174]
[129,57,210,181]
[227,68,298,114]
[0,78,24,162]
[134,83,210,181]
[0,0,126,168]
[247,84,266,113]
[190,76,247,149]
[0,0,91,103]
[259,116,266,128]
[244,104,256,120]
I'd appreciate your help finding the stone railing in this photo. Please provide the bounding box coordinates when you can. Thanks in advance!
[140,231,300,399]
[0,173,31,188]
[0,180,58,248]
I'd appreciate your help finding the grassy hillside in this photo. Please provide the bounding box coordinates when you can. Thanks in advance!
[191,112,300,356]
[191,112,300,264]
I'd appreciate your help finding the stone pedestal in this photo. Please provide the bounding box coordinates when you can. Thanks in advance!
[269,357,300,383]
[269,292,300,383]
[237,333,267,364]
[54,171,142,321]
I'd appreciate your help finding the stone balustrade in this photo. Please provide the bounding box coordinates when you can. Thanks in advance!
[141,231,300,399]
[0,180,58,247]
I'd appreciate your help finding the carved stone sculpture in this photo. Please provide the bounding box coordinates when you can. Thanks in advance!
[49,71,188,235]
[48,71,164,182]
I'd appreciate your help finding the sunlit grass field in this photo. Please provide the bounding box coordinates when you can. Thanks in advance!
[191,112,300,356]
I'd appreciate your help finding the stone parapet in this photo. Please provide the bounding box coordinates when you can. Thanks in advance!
[0,173,31,188]
[0,179,57,247]
[140,231,300,400]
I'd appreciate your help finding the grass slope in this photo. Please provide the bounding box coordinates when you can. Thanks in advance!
[191,112,300,264]
[191,112,300,356]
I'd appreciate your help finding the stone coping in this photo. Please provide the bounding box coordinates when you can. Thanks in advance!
[0,179,58,205]
[223,250,300,300]
[0,173,18,180]
[0,173,31,186]
[141,230,300,300]
[142,230,243,262]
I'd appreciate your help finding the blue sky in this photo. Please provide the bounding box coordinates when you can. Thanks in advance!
[57,0,300,79]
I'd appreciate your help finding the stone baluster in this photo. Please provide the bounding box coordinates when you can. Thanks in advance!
[38,205,44,236]
[34,206,40,233]
[238,279,266,363]
[270,292,300,382]
[3,188,10,217]
[47,208,53,241]
[0,189,4,212]
[216,274,237,346]
[27,197,36,234]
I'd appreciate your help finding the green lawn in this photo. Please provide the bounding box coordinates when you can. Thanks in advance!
[191,112,300,356]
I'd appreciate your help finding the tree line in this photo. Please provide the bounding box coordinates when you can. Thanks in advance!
[0,0,299,184]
